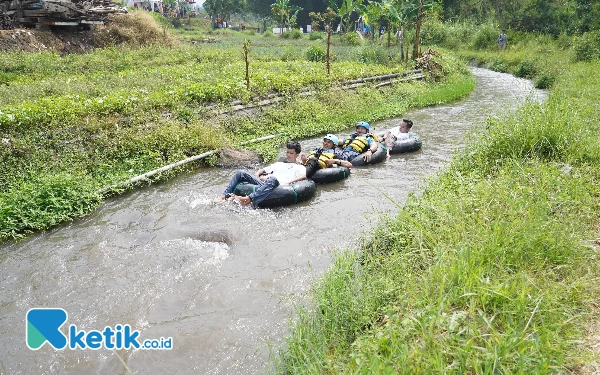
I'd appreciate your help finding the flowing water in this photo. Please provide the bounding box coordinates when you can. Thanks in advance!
[0,68,547,375]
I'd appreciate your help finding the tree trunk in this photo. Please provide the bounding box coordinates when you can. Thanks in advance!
[326,23,331,75]
[387,17,391,47]
[412,0,423,60]
[400,25,405,61]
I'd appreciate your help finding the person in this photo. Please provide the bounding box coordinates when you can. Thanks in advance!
[219,141,306,207]
[337,121,379,162]
[380,119,413,157]
[498,30,507,50]
[379,25,385,39]
[300,134,353,178]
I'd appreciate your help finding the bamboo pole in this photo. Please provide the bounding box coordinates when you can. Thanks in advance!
[99,134,284,195]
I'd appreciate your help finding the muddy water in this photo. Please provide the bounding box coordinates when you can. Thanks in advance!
[0,68,547,375]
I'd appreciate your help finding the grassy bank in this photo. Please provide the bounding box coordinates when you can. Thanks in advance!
[0,17,474,242]
[277,27,600,374]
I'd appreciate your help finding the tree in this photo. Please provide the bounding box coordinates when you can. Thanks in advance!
[309,7,337,74]
[271,0,303,32]
[328,0,366,33]
[204,0,246,27]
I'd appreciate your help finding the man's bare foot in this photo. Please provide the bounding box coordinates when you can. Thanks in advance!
[232,194,252,206]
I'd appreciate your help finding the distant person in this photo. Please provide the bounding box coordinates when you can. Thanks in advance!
[498,30,507,50]
[380,119,413,157]
[301,134,352,178]
[219,141,306,207]
[379,25,385,39]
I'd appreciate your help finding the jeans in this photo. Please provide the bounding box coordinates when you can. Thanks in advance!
[223,170,280,208]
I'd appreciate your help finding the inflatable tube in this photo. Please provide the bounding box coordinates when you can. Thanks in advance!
[390,135,422,154]
[233,179,317,208]
[349,144,387,166]
[310,166,351,184]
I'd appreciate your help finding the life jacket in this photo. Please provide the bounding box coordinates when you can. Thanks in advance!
[307,148,335,168]
[342,133,378,153]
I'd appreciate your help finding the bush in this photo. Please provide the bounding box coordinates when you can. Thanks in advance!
[535,73,555,89]
[291,29,303,39]
[306,44,325,62]
[572,31,600,62]
[309,31,322,40]
[472,24,498,50]
[343,32,363,46]
[489,59,508,73]
[263,30,274,38]
[514,59,538,78]
[358,45,389,65]
[282,46,301,61]
[281,30,292,39]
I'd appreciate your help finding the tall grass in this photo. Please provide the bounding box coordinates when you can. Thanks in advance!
[277,31,600,375]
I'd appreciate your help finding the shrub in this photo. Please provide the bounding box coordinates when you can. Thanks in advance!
[309,31,322,40]
[263,30,274,38]
[572,31,600,62]
[489,59,508,73]
[472,24,498,50]
[291,29,303,39]
[514,59,538,78]
[358,45,388,65]
[343,32,362,46]
[281,30,292,39]
[306,44,325,62]
[535,73,555,89]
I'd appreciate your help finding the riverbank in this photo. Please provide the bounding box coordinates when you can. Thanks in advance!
[0,15,475,242]
[277,45,600,375]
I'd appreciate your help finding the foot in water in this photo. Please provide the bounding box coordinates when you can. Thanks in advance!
[232,194,252,206]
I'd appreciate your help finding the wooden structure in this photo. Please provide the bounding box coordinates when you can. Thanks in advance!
[1,0,121,29]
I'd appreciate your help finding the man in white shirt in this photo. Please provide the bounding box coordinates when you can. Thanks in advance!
[220,141,306,207]
[380,119,413,157]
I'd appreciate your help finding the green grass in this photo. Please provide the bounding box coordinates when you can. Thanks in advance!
[276,25,600,374]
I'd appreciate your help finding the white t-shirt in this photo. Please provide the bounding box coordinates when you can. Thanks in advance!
[388,127,411,139]
[264,162,305,184]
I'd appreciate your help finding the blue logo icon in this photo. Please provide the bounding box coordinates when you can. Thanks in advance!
[26,308,68,350]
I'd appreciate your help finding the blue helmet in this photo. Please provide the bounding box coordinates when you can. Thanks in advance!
[356,121,370,131]
[323,134,339,146]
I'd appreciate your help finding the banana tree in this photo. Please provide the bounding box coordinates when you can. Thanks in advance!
[271,0,302,35]
[328,0,367,33]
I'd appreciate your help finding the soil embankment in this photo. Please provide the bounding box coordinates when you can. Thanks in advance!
[0,11,175,53]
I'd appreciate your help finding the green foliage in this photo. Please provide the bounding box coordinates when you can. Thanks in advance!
[291,29,303,39]
[489,58,508,73]
[534,73,555,89]
[572,31,600,62]
[308,31,323,40]
[305,44,325,62]
[358,45,389,65]
[278,57,600,375]
[343,31,363,46]
[471,24,498,50]
[514,59,538,78]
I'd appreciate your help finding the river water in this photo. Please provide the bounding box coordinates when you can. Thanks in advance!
[0,68,547,375]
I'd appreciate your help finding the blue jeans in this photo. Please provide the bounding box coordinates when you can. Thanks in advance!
[223,170,280,208]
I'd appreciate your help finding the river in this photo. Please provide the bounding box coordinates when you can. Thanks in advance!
[0,68,547,375]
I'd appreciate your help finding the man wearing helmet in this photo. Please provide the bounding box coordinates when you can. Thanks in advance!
[337,121,379,162]
[301,134,353,178]
[219,141,306,206]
